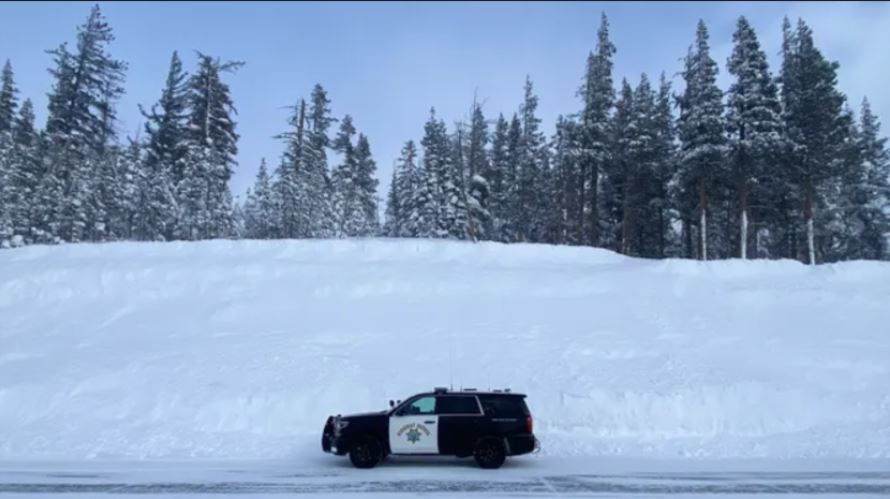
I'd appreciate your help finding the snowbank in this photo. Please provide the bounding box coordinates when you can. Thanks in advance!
[1,238,888,459]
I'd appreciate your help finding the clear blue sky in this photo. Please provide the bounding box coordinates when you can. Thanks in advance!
[1,1,887,199]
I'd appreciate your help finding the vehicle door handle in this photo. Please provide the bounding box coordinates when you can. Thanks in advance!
[424,420,436,424]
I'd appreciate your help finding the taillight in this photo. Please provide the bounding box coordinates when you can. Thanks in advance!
[526,415,533,433]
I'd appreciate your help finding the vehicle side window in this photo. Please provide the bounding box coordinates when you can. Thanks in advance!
[436,395,480,415]
[479,396,529,417]
[402,396,436,415]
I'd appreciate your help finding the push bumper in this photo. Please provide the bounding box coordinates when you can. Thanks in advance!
[321,416,348,455]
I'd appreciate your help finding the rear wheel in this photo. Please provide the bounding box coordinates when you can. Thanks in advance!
[349,437,383,469]
[473,437,506,469]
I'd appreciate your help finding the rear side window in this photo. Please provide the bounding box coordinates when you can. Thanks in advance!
[479,396,529,417]
[436,395,481,415]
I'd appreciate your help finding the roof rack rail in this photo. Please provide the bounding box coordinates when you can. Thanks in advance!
[462,387,477,392]
[504,388,511,393]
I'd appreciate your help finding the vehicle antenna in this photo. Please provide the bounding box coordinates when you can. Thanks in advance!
[449,329,454,391]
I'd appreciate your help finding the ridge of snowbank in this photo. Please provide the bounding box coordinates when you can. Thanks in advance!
[1,238,888,459]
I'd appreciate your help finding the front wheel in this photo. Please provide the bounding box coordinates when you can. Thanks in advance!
[349,437,383,469]
[473,437,506,469]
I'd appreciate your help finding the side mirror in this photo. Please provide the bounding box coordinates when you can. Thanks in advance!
[389,400,395,408]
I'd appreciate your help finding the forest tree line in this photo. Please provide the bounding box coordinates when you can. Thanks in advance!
[1,6,888,263]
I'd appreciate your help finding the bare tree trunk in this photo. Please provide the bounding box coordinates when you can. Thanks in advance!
[755,228,762,258]
[806,216,815,265]
[805,193,815,265]
[699,183,708,261]
[683,216,692,259]
[804,179,815,265]
[700,207,708,261]
[739,187,748,259]
[658,204,666,259]
[588,162,599,247]
[621,179,632,256]
[577,165,586,245]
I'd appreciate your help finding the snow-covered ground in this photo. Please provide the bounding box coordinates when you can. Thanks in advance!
[1,238,889,462]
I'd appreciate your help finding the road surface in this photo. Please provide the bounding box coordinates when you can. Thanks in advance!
[2,456,889,497]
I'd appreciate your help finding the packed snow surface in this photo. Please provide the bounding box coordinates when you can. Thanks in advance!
[1,238,888,460]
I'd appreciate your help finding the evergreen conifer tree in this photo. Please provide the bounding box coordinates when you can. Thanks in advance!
[676,20,726,260]
[726,17,782,259]
[577,13,616,246]
[177,52,242,240]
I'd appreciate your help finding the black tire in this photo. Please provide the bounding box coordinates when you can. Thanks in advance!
[473,437,506,469]
[349,437,383,469]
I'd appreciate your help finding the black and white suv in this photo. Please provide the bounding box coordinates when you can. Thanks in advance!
[321,388,538,469]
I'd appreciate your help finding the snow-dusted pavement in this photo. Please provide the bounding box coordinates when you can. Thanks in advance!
[3,457,890,497]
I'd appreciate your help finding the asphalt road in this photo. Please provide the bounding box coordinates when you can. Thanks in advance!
[2,457,889,497]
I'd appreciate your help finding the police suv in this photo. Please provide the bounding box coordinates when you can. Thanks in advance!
[321,388,537,469]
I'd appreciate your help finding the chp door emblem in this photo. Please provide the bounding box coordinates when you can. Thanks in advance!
[397,423,431,444]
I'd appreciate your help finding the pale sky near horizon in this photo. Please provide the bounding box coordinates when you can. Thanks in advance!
[0,1,887,200]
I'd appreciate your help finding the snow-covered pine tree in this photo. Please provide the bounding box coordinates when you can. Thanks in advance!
[274,86,337,240]
[466,171,491,242]
[273,98,308,239]
[551,115,582,245]
[231,194,246,239]
[824,105,866,260]
[780,19,850,264]
[241,187,256,237]
[4,99,40,244]
[138,51,188,240]
[602,79,633,253]
[0,60,16,135]
[516,77,549,242]
[353,133,380,236]
[386,140,419,237]
[858,99,890,259]
[766,17,803,259]
[100,138,139,240]
[500,113,523,242]
[331,115,371,237]
[652,73,679,258]
[302,84,337,238]
[449,123,482,242]
[487,114,510,241]
[417,108,466,239]
[577,13,616,247]
[434,119,469,240]
[676,20,726,260]
[465,100,489,179]
[244,158,275,238]
[38,4,127,243]
[177,52,242,240]
[176,146,211,240]
[0,60,17,245]
[726,16,782,259]
[383,169,399,237]
[464,99,491,240]
[845,98,890,260]
[407,150,437,239]
[624,74,660,257]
